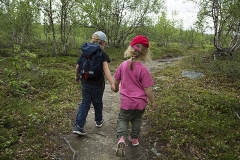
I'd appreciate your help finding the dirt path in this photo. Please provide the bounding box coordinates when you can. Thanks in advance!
[54,58,181,160]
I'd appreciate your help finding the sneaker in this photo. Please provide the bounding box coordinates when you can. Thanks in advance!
[95,119,104,128]
[116,136,126,157]
[72,125,86,135]
[128,136,139,146]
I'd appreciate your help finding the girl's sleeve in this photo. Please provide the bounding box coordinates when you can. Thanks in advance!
[141,69,154,88]
[114,66,121,80]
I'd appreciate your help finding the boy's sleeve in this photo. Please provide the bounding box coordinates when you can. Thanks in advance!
[102,51,110,63]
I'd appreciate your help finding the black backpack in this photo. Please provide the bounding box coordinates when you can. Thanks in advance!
[78,42,103,79]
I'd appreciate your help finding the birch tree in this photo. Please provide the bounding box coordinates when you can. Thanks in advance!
[1,0,39,46]
[193,0,240,55]
[41,0,58,55]
[154,12,175,47]
[75,0,164,47]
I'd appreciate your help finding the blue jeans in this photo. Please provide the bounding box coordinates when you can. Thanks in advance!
[75,83,105,128]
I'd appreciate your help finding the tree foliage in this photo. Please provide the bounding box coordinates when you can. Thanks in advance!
[154,12,175,47]
[1,0,165,52]
[75,0,164,47]
[193,0,240,55]
[0,0,216,55]
[0,0,39,46]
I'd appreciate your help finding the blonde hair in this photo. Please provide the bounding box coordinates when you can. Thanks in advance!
[124,44,151,70]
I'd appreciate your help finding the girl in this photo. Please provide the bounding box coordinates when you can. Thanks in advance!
[113,35,156,157]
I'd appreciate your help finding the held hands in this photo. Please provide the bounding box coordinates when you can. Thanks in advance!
[110,83,119,93]
[112,79,120,93]
[112,88,119,93]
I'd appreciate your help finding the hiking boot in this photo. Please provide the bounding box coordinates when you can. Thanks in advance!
[128,136,139,146]
[95,119,104,128]
[116,136,126,157]
[72,125,86,135]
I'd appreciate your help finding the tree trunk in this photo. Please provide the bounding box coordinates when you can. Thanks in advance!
[49,0,57,55]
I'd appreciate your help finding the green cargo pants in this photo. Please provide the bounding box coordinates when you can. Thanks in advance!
[117,108,145,140]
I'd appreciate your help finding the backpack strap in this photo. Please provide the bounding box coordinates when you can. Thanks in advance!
[83,55,90,79]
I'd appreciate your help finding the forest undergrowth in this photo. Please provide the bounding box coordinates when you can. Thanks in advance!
[0,46,239,159]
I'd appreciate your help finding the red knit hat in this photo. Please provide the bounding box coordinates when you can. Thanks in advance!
[130,35,149,48]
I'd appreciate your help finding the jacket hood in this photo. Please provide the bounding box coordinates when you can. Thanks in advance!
[81,42,101,55]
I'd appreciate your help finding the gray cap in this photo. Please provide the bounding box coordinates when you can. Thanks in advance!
[92,31,106,42]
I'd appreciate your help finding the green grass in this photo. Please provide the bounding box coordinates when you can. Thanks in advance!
[145,53,240,159]
[0,54,79,159]
[0,46,239,159]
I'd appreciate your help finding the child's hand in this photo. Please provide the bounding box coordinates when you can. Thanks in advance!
[111,88,116,92]
[110,84,117,92]
[111,83,119,93]
[113,88,119,93]
[75,77,80,82]
[151,101,156,111]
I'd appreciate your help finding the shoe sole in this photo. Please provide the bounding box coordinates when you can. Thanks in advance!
[72,131,86,135]
[116,142,125,157]
[95,121,104,128]
[131,143,139,146]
